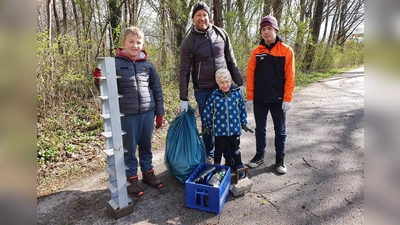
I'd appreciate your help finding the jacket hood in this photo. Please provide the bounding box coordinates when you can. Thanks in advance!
[117,48,148,61]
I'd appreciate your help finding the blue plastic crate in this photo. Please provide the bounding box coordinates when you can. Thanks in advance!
[185,163,231,214]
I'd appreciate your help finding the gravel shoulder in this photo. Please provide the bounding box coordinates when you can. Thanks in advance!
[37,67,364,225]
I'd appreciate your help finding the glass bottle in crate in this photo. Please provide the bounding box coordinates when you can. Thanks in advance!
[208,168,227,187]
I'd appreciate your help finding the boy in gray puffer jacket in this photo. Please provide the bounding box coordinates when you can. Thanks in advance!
[93,26,164,197]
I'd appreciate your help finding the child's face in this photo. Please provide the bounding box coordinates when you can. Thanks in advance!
[122,33,144,59]
[217,80,231,92]
[260,25,277,45]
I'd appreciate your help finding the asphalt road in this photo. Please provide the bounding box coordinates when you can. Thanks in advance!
[37,67,364,225]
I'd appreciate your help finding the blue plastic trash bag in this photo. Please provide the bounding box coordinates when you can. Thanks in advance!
[165,106,206,184]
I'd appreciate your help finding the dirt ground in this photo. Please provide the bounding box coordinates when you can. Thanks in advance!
[37,67,364,224]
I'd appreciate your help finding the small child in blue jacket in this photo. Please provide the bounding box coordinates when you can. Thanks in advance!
[201,68,254,179]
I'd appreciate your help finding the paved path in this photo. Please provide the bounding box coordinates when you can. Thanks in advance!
[37,67,364,224]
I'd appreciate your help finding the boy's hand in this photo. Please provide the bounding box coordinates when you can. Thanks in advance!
[246,100,253,110]
[155,115,163,129]
[199,127,210,136]
[242,125,254,133]
[282,101,291,112]
[93,68,102,85]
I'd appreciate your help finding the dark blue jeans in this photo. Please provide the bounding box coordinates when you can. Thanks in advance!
[253,102,286,160]
[194,89,232,160]
[121,110,154,177]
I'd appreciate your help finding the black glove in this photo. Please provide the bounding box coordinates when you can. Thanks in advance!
[199,127,210,136]
[242,125,254,133]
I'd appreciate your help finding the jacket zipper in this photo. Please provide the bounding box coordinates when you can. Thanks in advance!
[224,94,230,134]
[133,61,141,114]
[197,61,202,81]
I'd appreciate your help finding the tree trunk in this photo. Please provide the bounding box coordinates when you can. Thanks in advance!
[272,0,284,25]
[320,0,332,43]
[294,0,306,55]
[237,0,248,41]
[129,0,139,26]
[61,0,67,33]
[47,0,52,47]
[328,0,340,46]
[303,0,325,72]
[213,0,222,27]
[263,0,272,16]
[108,0,122,54]
[123,0,128,26]
[71,0,80,44]
[53,0,60,37]
[335,0,364,47]
[311,0,324,44]
[160,0,167,70]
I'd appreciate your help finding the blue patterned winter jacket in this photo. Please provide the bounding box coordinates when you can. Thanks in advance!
[202,86,248,137]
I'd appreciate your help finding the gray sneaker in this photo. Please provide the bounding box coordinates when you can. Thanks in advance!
[248,152,264,168]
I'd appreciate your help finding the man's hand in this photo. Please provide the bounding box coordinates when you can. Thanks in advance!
[179,100,188,112]
[246,100,253,110]
[199,127,210,136]
[155,115,163,129]
[242,125,254,133]
[282,101,291,112]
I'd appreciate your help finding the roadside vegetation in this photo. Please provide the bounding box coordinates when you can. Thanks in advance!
[37,0,364,197]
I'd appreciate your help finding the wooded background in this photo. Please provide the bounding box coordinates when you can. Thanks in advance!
[37,0,364,164]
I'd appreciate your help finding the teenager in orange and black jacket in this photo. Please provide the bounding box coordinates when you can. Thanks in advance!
[245,15,295,174]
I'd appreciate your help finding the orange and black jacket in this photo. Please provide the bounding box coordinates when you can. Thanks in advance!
[246,36,295,103]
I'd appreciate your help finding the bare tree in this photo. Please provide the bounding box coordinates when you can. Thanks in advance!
[61,0,68,33]
[304,0,325,72]
[71,0,80,43]
[320,0,335,42]
[294,0,307,55]
[262,0,272,16]
[237,0,248,41]
[108,0,122,54]
[335,0,364,47]
[272,0,284,25]
[327,0,340,46]
[47,0,52,47]
[53,0,61,37]
[213,0,222,27]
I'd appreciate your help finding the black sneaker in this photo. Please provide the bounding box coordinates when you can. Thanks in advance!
[276,158,287,174]
[248,152,264,168]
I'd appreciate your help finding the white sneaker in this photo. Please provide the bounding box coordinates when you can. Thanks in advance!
[276,158,287,174]
[276,165,287,174]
